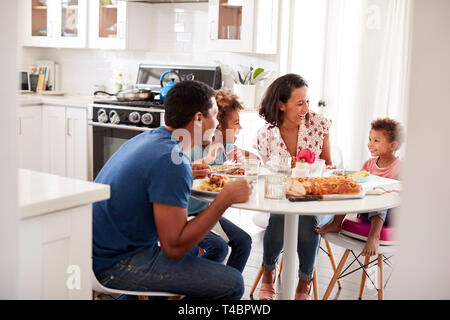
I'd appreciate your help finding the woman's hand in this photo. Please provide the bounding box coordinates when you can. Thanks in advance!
[192,162,211,179]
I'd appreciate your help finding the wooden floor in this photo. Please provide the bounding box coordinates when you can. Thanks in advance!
[223,210,394,300]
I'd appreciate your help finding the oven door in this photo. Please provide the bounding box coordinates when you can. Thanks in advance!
[88,122,150,180]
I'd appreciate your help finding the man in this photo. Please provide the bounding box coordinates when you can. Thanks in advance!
[93,80,252,299]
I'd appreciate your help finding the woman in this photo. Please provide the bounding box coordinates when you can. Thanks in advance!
[255,73,333,300]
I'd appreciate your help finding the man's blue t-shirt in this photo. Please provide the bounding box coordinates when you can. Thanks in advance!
[93,127,193,274]
[187,143,236,216]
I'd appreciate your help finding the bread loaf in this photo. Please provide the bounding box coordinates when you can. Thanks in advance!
[286,176,362,197]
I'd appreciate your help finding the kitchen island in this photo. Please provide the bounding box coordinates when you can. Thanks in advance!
[18,169,110,299]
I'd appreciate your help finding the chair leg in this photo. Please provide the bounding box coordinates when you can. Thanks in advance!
[250,266,264,296]
[324,240,343,289]
[312,268,318,300]
[278,251,284,278]
[377,254,384,300]
[358,255,371,299]
[322,249,350,300]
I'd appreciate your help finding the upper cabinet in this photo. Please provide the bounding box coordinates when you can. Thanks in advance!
[208,0,279,54]
[88,0,152,50]
[20,0,153,50]
[22,0,87,48]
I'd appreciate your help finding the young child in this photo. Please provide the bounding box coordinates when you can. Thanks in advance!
[317,118,404,256]
[188,89,257,273]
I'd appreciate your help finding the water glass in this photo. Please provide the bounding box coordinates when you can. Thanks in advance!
[270,155,292,177]
[244,159,260,183]
[264,174,287,199]
[309,159,326,177]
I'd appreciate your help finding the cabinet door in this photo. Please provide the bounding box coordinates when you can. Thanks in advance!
[52,0,88,48]
[208,0,254,52]
[22,0,58,46]
[18,106,43,172]
[42,106,66,176]
[88,0,126,49]
[66,107,88,180]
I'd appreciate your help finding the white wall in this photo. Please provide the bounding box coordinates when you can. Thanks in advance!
[19,3,279,95]
[389,0,450,299]
[0,0,19,299]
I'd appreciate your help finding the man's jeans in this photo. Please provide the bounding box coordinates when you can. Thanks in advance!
[96,245,244,300]
[262,213,333,281]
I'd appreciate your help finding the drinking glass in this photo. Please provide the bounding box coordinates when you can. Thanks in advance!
[264,174,287,199]
[309,159,326,177]
[244,158,260,183]
[270,155,292,177]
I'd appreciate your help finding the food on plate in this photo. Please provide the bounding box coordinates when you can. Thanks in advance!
[198,175,231,192]
[286,176,362,197]
[333,170,370,178]
[228,168,245,176]
[212,165,238,172]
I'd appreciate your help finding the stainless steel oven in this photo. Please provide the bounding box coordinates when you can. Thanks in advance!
[87,102,165,180]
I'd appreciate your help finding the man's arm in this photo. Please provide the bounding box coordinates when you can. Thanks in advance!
[153,179,252,260]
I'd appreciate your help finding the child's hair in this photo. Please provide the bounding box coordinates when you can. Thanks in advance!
[215,89,244,130]
[371,118,405,149]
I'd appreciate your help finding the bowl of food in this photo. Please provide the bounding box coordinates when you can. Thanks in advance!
[332,170,370,183]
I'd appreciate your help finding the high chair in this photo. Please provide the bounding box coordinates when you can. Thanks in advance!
[321,216,396,300]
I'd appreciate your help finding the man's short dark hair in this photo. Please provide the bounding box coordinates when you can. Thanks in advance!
[164,80,215,128]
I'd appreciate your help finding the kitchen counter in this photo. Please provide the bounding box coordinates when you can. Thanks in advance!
[18,93,114,108]
[19,168,110,220]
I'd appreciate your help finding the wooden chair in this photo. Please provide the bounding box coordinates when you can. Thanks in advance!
[321,217,396,300]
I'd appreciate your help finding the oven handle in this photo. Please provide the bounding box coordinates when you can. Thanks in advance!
[88,121,153,132]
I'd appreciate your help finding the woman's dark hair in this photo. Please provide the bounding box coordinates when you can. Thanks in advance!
[164,80,215,128]
[371,118,405,149]
[259,73,309,127]
[215,89,244,130]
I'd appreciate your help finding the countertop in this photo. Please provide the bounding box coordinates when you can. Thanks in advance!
[19,169,110,220]
[18,93,115,108]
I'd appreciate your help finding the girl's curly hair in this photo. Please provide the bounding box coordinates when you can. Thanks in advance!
[215,89,244,130]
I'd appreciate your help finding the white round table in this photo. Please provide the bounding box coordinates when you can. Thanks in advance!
[191,174,401,300]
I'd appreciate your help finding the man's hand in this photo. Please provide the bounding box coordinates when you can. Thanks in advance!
[219,179,253,204]
[225,148,245,163]
[192,162,211,179]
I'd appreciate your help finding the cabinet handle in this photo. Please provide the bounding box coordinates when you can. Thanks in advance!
[210,21,216,40]
[67,118,71,136]
[19,118,22,136]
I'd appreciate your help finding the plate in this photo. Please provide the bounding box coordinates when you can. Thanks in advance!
[191,179,220,196]
[332,170,370,183]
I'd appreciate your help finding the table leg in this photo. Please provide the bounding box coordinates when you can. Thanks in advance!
[280,214,298,300]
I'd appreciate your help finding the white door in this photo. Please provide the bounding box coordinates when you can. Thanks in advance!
[18,107,42,172]
[208,0,254,52]
[88,0,126,49]
[66,107,88,180]
[42,106,66,176]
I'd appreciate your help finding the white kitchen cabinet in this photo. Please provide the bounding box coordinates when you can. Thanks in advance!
[42,105,88,180]
[18,106,43,172]
[21,0,88,48]
[208,0,279,54]
[88,0,153,50]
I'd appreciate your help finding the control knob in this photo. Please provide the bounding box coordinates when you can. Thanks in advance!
[128,111,141,124]
[97,109,108,123]
[141,113,154,126]
[109,110,120,124]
